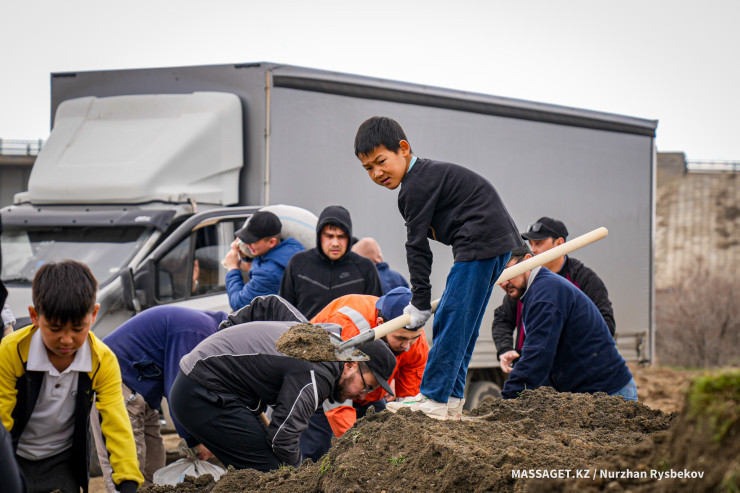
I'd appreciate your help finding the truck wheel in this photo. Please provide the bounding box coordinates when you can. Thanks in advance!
[464,381,502,411]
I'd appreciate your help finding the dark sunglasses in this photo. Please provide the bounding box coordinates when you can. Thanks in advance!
[526,222,559,237]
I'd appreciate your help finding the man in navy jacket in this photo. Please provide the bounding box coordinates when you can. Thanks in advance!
[493,216,616,373]
[500,246,636,400]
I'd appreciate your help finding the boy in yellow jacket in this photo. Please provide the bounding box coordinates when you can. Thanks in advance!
[0,260,142,493]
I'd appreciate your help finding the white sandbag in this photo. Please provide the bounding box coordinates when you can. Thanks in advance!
[152,456,225,486]
[259,204,317,251]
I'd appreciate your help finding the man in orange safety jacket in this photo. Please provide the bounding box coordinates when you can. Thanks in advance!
[298,287,428,460]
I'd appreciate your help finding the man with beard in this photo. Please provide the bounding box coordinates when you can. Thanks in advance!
[499,246,636,400]
[169,320,396,471]
[300,287,428,460]
[492,216,615,374]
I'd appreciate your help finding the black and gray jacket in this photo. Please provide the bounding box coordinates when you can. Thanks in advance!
[218,294,308,330]
[279,205,382,319]
[179,321,344,468]
[491,256,616,358]
[398,158,523,310]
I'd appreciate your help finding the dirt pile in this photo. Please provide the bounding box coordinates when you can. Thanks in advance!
[526,369,740,493]
[142,387,673,493]
[274,323,338,361]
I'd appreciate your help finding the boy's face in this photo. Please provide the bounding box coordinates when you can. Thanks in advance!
[29,304,99,360]
[359,141,411,190]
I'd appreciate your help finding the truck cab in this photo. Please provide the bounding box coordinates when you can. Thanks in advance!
[1,92,260,336]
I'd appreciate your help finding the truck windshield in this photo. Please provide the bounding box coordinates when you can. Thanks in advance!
[1,225,151,287]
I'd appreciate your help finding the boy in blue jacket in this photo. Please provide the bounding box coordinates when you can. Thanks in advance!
[355,116,523,419]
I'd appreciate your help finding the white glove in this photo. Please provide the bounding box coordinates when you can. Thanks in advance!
[403,303,432,330]
[2,304,16,329]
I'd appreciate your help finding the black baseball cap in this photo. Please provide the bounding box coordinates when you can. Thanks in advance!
[521,217,569,241]
[235,211,282,244]
[358,340,397,396]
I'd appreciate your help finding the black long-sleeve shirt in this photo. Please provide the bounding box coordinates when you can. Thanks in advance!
[398,158,523,310]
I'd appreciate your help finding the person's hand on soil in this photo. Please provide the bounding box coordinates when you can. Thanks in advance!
[499,350,520,373]
[193,443,215,461]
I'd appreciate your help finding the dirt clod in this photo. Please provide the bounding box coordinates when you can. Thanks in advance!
[275,323,338,361]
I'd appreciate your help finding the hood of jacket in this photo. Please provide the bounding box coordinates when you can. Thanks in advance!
[315,205,353,262]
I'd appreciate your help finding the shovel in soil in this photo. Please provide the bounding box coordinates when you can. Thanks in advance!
[331,227,609,360]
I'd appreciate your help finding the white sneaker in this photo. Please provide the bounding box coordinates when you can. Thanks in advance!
[418,398,450,420]
[446,397,465,420]
[386,393,428,412]
[386,393,451,420]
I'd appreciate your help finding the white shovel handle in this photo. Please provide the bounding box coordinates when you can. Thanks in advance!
[369,227,608,341]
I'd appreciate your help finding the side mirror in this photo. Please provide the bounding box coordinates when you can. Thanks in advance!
[132,260,157,310]
[120,268,141,313]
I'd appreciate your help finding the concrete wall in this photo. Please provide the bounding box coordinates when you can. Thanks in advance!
[0,156,33,207]
[655,153,739,289]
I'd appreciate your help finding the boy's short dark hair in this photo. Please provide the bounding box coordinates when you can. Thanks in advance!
[32,260,98,325]
[354,116,412,157]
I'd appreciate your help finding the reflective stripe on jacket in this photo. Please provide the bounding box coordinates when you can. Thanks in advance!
[311,294,428,436]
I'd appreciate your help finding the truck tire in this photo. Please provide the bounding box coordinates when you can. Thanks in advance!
[464,381,502,411]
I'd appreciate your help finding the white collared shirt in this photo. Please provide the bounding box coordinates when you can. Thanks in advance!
[15,330,92,460]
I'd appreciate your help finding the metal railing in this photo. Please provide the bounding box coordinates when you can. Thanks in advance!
[686,159,739,173]
[0,138,44,156]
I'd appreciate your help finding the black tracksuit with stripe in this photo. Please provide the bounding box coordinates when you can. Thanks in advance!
[175,321,344,468]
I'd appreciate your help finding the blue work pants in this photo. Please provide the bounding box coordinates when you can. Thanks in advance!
[420,254,510,402]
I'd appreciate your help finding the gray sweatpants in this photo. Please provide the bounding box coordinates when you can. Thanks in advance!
[92,383,165,491]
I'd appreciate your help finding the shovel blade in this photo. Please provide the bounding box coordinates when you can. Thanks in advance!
[328,332,369,361]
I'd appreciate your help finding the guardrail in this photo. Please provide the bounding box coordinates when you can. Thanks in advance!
[686,159,739,173]
[0,138,44,156]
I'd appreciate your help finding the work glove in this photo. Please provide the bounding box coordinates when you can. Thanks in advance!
[403,303,432,330]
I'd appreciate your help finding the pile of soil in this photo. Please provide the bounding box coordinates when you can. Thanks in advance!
[274,323,338,361]
[142,387,673,493]
[527,369,740,493]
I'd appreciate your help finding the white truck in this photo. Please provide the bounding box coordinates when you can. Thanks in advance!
[0,62,657,408]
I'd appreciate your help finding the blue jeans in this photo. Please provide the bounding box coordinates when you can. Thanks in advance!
[420,254,510,402]
[610,377,638,401]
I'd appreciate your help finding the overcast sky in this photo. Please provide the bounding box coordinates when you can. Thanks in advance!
[2,0,738,161]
